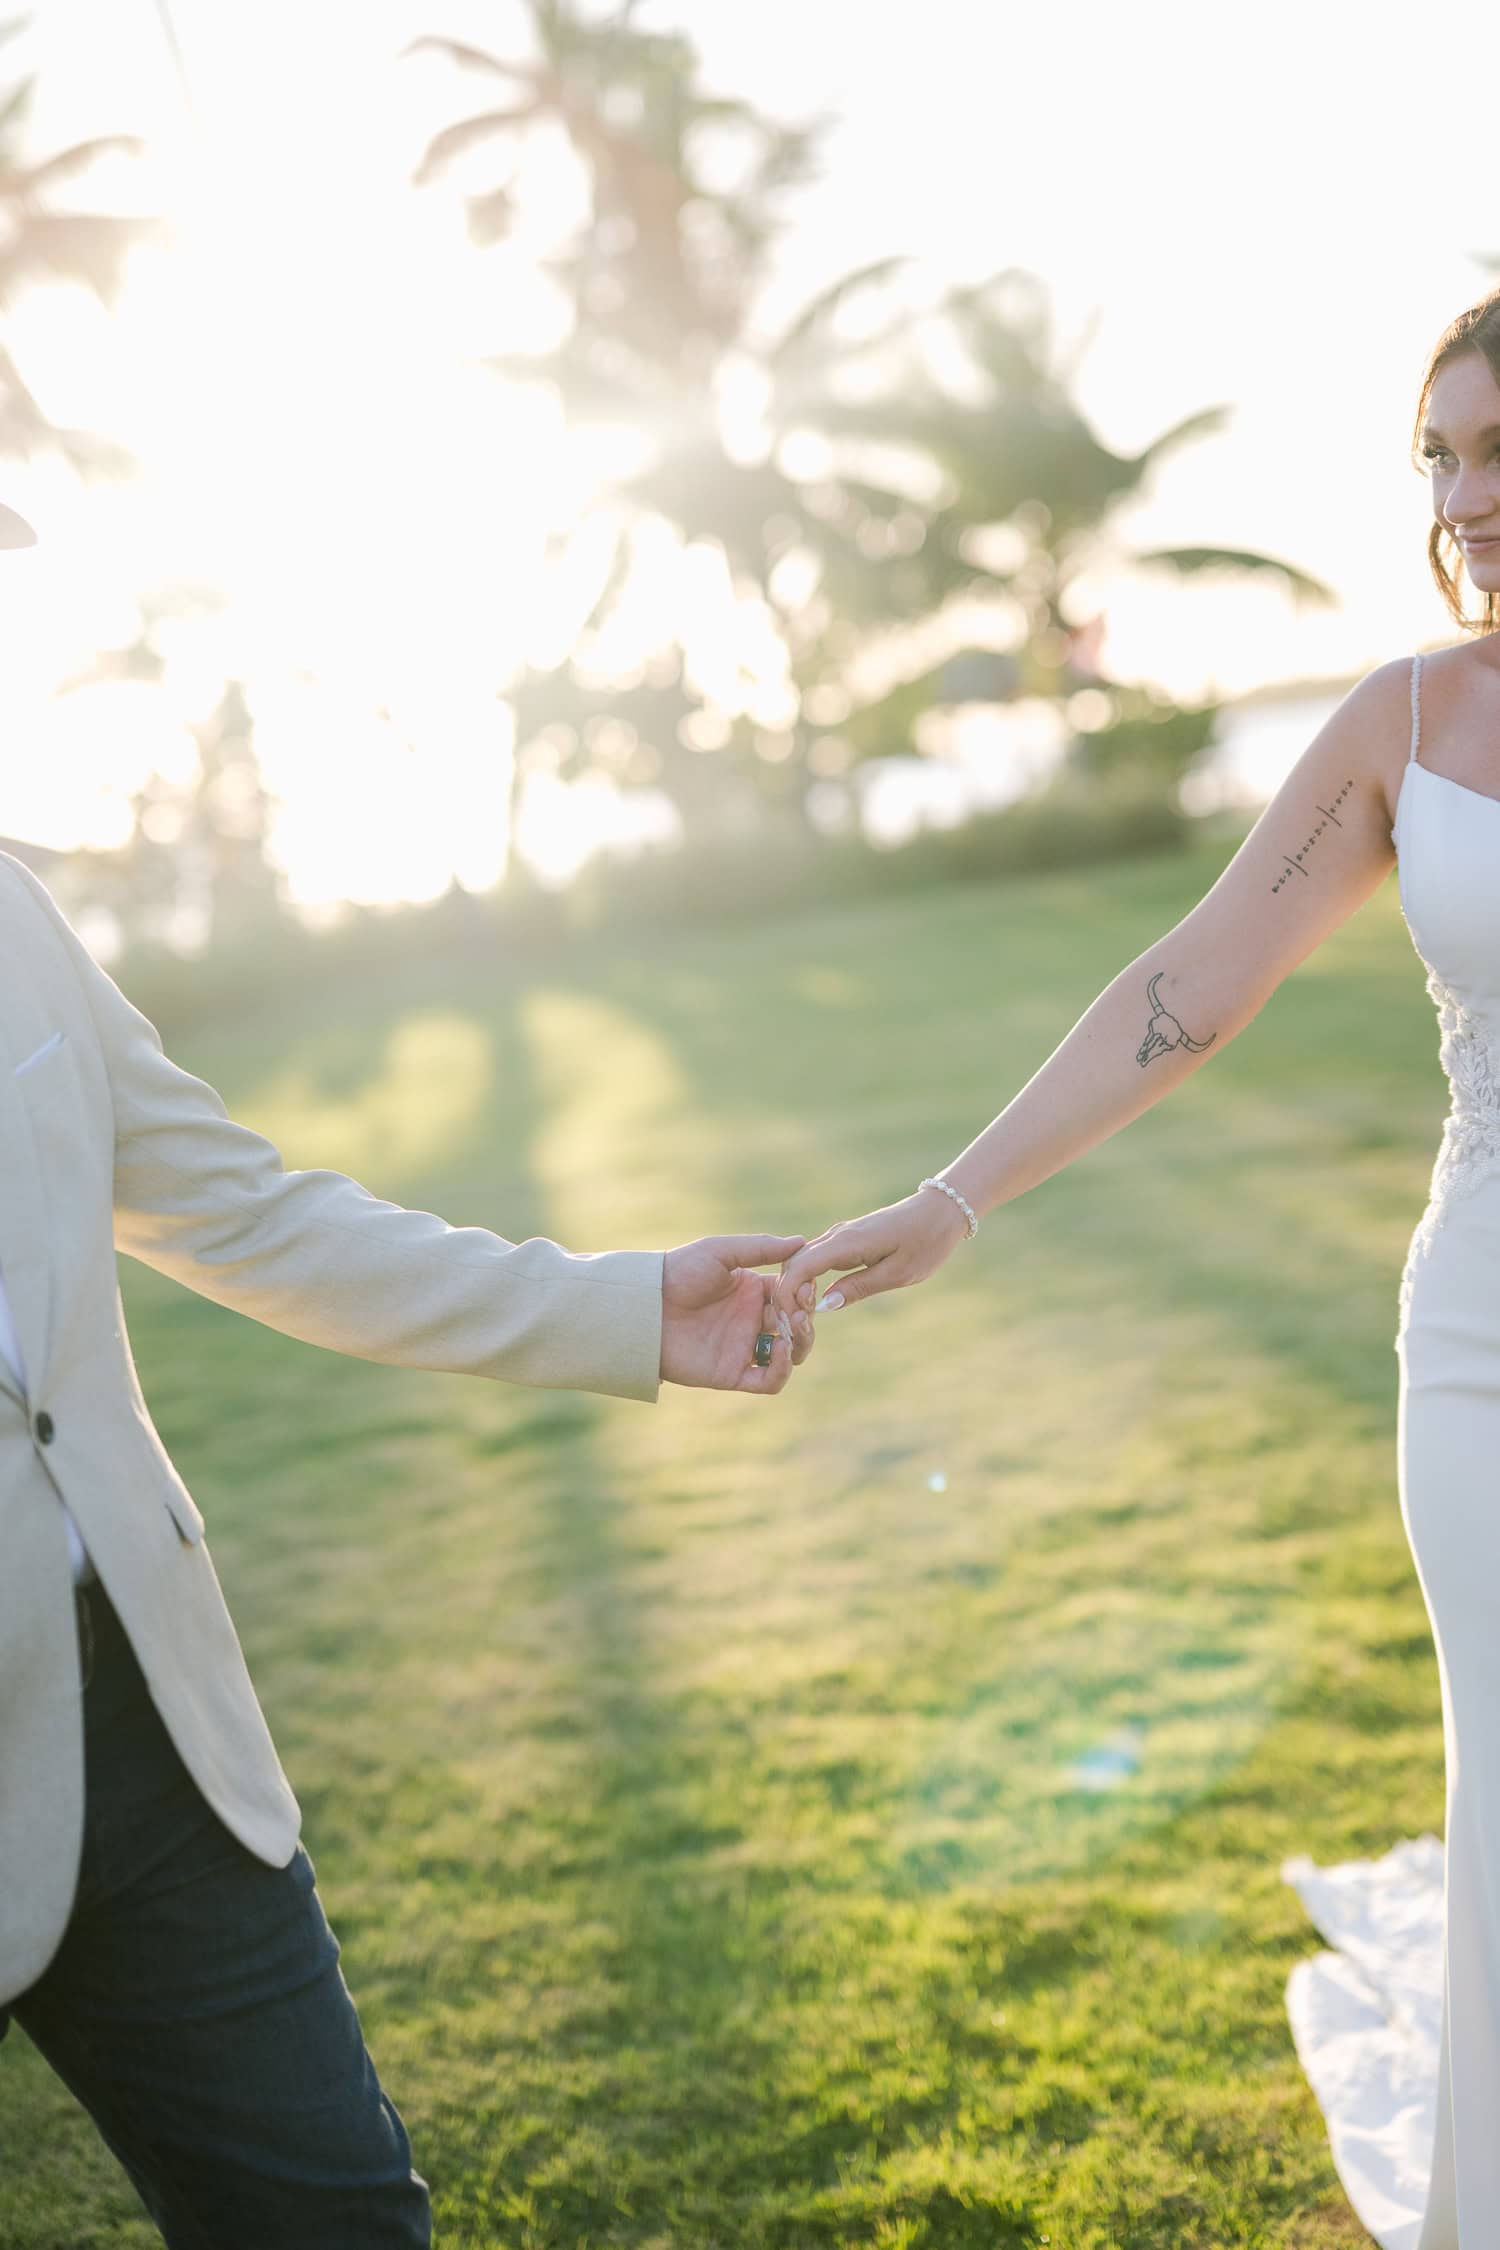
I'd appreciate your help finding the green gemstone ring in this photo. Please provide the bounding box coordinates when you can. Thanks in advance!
[753,1331,775,1369]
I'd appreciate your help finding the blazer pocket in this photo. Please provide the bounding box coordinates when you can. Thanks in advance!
[162,1485,206,1546]
[12,1029,66,1079]
[13,1031,76,1127]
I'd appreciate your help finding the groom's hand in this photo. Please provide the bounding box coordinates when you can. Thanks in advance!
[661,1234,815,1394]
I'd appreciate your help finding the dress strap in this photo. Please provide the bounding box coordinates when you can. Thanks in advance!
[1409,651,1423,766]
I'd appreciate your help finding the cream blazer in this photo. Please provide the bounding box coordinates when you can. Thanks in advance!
[0,851,664,2007]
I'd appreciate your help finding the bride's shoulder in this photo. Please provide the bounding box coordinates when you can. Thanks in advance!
[1350,650,1430,701]
[1317,654,1416,748]
[1374,638,1500,723]
[1329,647,1490,739]
[1419,636,1500,694]
[1308,658,1423,833]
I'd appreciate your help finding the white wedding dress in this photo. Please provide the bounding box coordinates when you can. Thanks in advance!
[1283,650,1500,2248]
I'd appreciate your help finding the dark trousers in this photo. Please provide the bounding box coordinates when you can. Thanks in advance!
[2,1578,432,2248]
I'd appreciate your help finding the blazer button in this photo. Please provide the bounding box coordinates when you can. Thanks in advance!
[34,1411,54,1444]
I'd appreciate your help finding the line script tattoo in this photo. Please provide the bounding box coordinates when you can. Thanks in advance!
[1270,779,1355,893]
[1136,971,1217,1069]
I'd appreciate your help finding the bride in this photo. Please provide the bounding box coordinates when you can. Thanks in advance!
[774,285,1500,2250]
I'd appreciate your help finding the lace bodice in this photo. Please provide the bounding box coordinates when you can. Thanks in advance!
[1398,957,1500,1328]
[1425,968,1500,1202]
[1393,652,1500,1322]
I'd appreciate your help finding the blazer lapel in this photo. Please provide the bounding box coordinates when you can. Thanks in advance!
[0,1013,56,1412]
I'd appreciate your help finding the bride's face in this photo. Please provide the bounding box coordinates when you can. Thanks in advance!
[1420,349,1500,596]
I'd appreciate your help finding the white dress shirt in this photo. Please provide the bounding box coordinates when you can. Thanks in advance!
[0,1262,91,1582]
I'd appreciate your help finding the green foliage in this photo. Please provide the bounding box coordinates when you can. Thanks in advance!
[560,782,1189,936]
[108,783,1194,1044]
[1,839,1439,2244]
[1129,544,1336,608]
[1067,691,1221,792]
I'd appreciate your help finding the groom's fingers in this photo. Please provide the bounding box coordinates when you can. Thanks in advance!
[777,1229,865,1308]
[774,1257,820,1327]
[737,1320,793,1396]
[710,1232,806,1271]
[771,1244,832,1315]
[763,1283,814,1368]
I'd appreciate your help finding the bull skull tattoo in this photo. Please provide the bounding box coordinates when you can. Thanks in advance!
[1136,971,1216,1069]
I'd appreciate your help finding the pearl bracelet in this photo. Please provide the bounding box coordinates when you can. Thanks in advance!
[918,1176,979,1240]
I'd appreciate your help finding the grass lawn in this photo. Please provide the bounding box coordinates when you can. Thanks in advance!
[0,836,1448,2247]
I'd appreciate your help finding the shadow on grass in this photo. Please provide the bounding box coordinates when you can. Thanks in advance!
[10,850,1441,2247]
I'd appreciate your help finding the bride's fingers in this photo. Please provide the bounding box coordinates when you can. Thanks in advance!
[761,1273,816,1366]
[766,1293,810,1356]
[779,1226,883,1308]
[772,1260,816,1319]
[814,1254,906,1311]
[777,1231,854,1306]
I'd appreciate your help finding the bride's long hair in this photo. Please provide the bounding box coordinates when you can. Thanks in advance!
[1414,286,1500,634]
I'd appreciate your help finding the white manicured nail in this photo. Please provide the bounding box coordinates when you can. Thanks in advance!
[816,1291,845,1311]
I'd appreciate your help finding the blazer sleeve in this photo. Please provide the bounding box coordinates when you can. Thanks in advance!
[1,854,664,1403]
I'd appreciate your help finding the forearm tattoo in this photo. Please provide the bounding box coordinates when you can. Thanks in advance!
[1269,779,1355,894]
[1136,971,1216,1069]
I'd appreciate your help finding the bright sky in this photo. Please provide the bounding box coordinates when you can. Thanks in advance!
[0,0,1492,920]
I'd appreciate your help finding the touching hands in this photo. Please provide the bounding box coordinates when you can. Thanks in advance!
[660,1233,816,1395]
[773,1186,972,1322]
[660,1184,974,1398]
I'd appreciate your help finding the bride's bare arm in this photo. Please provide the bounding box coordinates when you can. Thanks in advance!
[776,658,1412,1313]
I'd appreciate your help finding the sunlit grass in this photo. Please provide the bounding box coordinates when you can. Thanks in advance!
[3,839,1443,2246]
[237,1007,499,1185]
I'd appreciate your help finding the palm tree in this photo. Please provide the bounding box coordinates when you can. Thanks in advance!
[791,266,1335,787]
[408,2,846,836]
[408,4,819,352]
[50,586,293,957]
[0,12,157,474]
[411,6,1332,838]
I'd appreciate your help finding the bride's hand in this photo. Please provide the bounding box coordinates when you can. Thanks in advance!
[773,1189,971,1318]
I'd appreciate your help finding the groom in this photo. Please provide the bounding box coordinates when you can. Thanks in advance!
[0,497,813,2245]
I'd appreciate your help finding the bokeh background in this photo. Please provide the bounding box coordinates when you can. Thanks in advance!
[0,0,1491,951]
[0,6,1483,2245]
